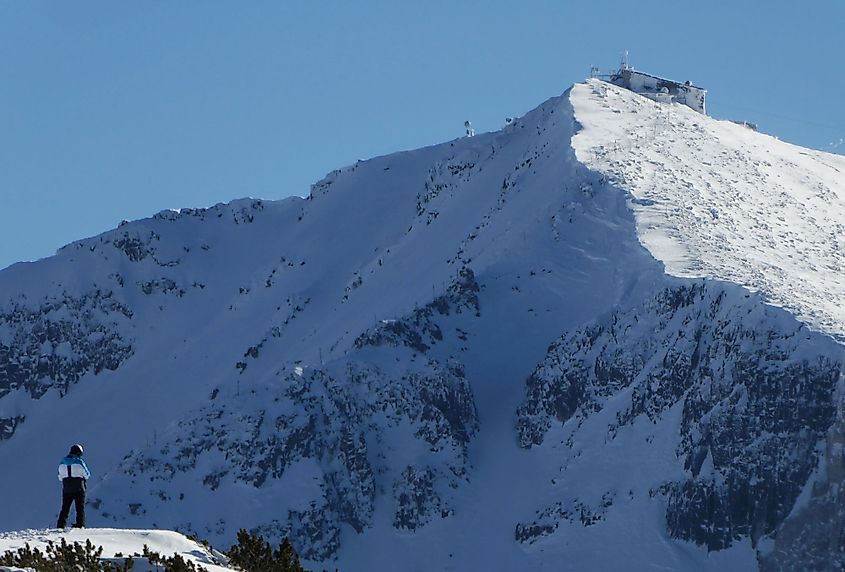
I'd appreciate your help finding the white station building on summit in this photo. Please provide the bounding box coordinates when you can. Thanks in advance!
[592,53,707,115]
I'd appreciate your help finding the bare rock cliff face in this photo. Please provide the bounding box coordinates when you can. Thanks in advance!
[517,281,843,564]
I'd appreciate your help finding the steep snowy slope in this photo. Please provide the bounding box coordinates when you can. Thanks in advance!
[572,79,845,339]
[0,80,842,571]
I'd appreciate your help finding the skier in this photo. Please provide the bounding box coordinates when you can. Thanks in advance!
[56,444,90,529]
[464,120,475,137]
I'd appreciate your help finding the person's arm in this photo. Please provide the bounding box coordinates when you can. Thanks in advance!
[57,463,65,482]
[80,459,91,479]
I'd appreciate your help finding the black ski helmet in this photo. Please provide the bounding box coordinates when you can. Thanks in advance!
[69,444,83,456]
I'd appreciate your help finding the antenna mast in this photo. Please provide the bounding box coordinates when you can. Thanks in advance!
[621,50,630,71]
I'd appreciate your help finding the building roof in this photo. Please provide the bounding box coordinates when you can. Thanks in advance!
[622,69,706,92]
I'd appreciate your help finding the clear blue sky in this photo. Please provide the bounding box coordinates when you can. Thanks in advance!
[2,1,843,270]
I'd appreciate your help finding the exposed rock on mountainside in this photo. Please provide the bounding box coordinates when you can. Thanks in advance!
[95,353,477,560]
[517,281,843,555]
[0,291,133,439]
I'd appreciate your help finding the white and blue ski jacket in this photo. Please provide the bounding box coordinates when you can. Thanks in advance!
[58,455,90,480]
[58,455,90,493]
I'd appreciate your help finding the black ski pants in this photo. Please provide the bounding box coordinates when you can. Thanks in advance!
[57,491,85,528]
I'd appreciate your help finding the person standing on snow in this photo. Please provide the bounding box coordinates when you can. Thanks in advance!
[56,444,90,528]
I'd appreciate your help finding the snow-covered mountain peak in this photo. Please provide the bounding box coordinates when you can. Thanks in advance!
[572,79,845,340]
[0,80,843,571]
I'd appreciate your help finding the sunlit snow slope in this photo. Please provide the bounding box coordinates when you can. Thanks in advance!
[573,79,845,339]
[0,80,842,572]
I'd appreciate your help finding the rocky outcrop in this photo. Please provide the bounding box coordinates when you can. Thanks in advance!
[759,394,845,571]
[96,356,478,560]
[354,267,480,353]
[516,281,843,554]
[0,416,24,442]
[515,492,615,544]
[0,290,134,401]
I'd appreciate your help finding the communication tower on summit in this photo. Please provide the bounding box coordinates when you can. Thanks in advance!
[621,50,630,71]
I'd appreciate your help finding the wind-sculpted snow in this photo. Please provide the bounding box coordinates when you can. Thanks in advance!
[572,79,845,340]
[517,281,843,560]
[94,355,478,560]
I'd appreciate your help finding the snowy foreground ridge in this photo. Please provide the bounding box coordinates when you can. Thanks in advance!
[0,80,843,571]
[0,528,232,571]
